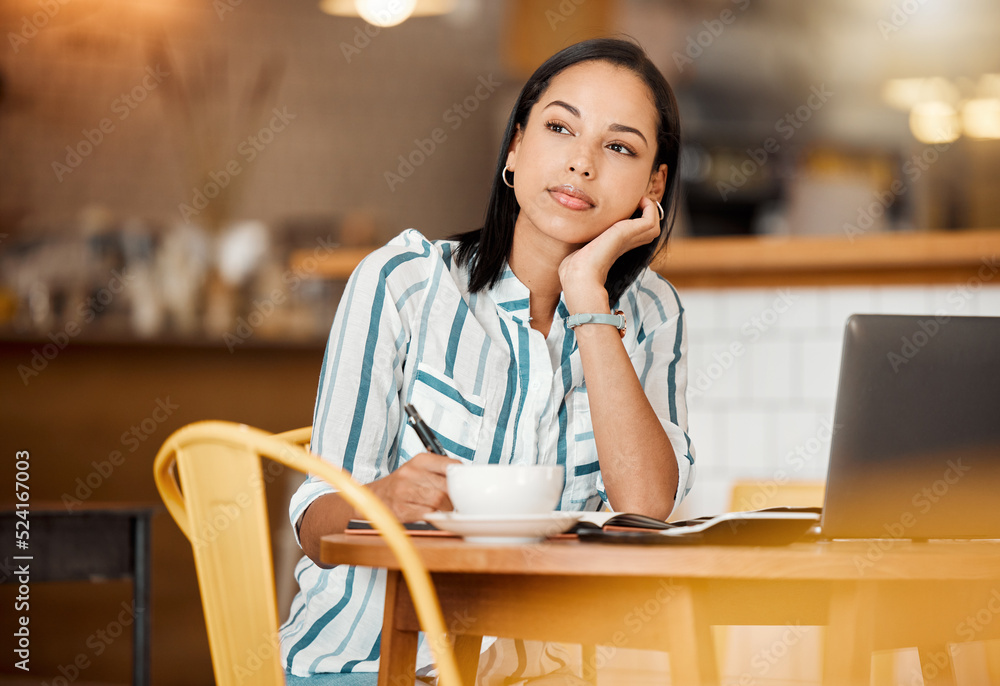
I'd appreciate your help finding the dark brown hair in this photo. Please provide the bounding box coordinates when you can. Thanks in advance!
[452,37,682,305]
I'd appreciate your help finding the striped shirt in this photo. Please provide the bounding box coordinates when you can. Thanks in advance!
[280,229,695,678]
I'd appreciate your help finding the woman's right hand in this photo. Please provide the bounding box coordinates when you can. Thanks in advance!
[300,452,462,567]
[367,452,462,522]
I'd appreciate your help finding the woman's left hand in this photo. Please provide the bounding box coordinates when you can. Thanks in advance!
[558,196,660,308]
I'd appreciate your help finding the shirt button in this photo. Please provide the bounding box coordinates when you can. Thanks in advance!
[529,380,541,392]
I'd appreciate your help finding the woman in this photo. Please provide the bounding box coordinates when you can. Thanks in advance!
[282,37,695,684]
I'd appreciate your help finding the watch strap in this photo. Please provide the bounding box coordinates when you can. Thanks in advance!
[566,311,627,338]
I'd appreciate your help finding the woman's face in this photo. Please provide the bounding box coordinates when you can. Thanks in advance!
[506,60,667,249]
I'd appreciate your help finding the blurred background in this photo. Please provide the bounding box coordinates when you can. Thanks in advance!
[1,0,999,684]
[1,0,999,343]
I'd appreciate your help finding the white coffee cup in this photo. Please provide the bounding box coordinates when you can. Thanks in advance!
[446,464,564,516]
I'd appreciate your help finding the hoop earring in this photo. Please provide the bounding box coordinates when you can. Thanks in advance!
[655,200,664,222]
[502,165,514,189]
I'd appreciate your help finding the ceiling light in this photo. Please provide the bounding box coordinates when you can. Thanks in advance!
[977,74,1000,98]
[883,77,960,111]
[909,101,961,144]
[882,78,928,111]
[319,0,456,26]
[354,0,416,27]
[962,98,1000,140]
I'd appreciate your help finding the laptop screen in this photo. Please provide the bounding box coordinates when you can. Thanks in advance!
[820,314,1000,539]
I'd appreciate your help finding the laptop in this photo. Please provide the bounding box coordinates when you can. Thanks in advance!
[819,314,1000,539]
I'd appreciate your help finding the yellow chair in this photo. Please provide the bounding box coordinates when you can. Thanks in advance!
[153,420,463,686]
[714,481,827,685]
[728,479,825,512]
[722,481,940,685]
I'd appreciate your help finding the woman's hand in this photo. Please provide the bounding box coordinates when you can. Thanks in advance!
[367,452,462,522]
[299,453,461,566]
[558,196,660,311]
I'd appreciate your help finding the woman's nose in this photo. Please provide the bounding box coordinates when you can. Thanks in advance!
[567,142,596,178]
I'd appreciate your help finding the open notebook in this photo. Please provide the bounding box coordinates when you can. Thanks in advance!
[347,507,821,545]
[574,507,821,545]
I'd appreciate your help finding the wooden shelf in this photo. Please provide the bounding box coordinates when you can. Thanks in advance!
[654,229,1000,288]
[289,245,377,280]
[292,230,1000,288]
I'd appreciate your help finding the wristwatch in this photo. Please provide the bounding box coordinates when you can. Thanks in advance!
[566,310,627,339]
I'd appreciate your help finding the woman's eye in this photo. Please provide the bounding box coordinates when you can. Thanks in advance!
[608,142,636,156]
[545,121,570,135]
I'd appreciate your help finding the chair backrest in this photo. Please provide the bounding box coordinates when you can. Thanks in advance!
[729,479,826,512]
[153,421,462,686]
[729,479,825,512]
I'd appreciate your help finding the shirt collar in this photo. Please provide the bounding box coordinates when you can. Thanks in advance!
[489,265,532,320]
[487,265,572,325]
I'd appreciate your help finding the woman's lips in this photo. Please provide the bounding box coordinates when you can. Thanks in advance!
[548,185,595,211]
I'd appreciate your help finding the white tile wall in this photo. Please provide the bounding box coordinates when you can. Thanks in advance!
[673,283,1000,520]
[799,338,843,401]
[825,286,878,332]
[725,409,775,476]
[747,339,795,400]
[977,281,1000,314]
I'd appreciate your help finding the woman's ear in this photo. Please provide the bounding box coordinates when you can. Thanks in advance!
[506,124,523,171]
[646,163,668,203]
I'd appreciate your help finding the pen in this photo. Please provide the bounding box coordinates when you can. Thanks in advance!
[404,403,446,455]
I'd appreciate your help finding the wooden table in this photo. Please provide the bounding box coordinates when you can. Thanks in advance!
[321,534,1000,686]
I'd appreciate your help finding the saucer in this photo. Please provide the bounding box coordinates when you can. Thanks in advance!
[424,511,581,544]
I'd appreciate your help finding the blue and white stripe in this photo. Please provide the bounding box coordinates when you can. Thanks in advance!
[281,229,695,678]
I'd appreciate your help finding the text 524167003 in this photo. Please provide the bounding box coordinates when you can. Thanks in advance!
[13,450,31,672]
